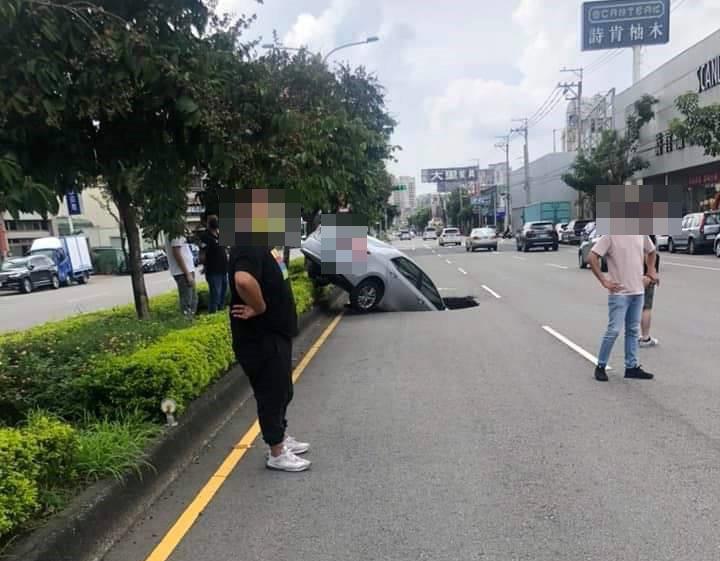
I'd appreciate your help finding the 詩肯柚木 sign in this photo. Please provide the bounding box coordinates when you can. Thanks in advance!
[581,0,670,51]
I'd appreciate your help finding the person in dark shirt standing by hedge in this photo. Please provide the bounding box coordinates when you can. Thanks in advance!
[229,243,310,472]
[199,215,228,313]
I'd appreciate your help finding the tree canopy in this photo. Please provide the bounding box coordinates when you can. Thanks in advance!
[562,94,658,213]
[0,0,398,318]
[669,92,720,157]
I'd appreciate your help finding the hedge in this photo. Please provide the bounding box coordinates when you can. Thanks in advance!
[0,258,314,424]
[75,314,234,419]
[0,414,77,537]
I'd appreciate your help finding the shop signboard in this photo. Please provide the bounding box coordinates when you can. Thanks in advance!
[581,0,670,51]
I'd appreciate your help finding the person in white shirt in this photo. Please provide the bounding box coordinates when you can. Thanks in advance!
[165,235,197,317]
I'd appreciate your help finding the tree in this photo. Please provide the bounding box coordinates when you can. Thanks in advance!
[562,94,658,215]
[670,92,720,157]
[408,207,431,232]
[445,189,473,233]
[1,0,255,318]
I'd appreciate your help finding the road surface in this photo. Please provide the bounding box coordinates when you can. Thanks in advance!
[101,238,720,560]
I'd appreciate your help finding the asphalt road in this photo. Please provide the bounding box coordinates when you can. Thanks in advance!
[0,249,304,333]
[104,238,720,561]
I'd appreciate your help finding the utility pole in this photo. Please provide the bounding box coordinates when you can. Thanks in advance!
[511,118,530,206]
[495,135,511,233]
[559,66,584,217]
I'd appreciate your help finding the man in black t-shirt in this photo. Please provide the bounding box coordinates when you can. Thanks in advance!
[640,234,660,347]
[199,215,228,313]
[229,244,310,472]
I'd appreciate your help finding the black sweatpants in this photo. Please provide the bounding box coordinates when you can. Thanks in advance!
[234,332,293,447]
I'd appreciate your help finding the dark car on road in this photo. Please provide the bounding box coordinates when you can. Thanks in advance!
[561,219,593,245]
[141,250,169,273]
[0,255,60,294]
[516,221,558,252]
[668,211,720,254]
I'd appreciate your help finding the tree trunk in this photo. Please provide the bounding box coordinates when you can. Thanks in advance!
[283,246,291,267]
[114,188,150,319]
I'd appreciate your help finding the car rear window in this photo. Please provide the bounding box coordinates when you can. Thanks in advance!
[531,223,553,229]
[444,229,459,234]
[705,212,720,225]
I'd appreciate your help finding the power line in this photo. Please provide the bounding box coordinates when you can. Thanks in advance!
[529,91,565,127]
[529,87,562,123]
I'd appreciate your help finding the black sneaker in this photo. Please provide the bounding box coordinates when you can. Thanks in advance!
[594,365,608,382]
[624,365,654,380]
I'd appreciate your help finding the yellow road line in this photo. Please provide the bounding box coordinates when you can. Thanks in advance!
[144,313,344,561]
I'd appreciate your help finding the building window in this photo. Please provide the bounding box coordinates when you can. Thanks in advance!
[665,131,674,153]
[655,133,664,156]
[675,135,685,150]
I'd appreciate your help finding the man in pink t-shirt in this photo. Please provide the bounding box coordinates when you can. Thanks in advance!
[589,235,659,382]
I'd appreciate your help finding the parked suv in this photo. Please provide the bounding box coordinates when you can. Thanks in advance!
[0,255,59,293]
[516,221,558,252]
[668,211,720,254]
[561,219,593,244]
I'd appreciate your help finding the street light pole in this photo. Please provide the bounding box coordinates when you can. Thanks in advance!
[262,37,380,64]
[323,37,379,64]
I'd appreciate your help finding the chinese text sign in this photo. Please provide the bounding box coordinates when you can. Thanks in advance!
[582,0,670,51]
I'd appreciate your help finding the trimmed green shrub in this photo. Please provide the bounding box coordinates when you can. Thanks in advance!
[76,314,233,419]
[0,415,78,538]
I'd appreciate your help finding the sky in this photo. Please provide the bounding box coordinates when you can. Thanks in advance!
[217,0,720,194]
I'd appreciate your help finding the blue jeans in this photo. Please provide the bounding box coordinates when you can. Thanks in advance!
[597,294,643,369]
[206,272,228,313]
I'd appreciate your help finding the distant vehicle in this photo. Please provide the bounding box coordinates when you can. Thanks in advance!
[423,227,438,240]
[578,225,608,271]
[668,211,720,254]
[301,227,446,312]
[561,219,593,245]
[438,227,461,247]
[399,229,411,241]
[516,221,558,252]
[0,255,60,293]
[465,227,498,252]
[141,250,169,273]
[715,232,720,257]
[656,235,669,251]
[29,235,92,285]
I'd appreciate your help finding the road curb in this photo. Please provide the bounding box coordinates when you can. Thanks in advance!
[6,287,345,561]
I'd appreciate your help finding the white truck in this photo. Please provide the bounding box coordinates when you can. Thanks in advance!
[30,236,93,285]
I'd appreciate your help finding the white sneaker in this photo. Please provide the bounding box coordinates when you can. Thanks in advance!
[266,446,311,472]
[639,337,659,348]
[284,435,310,455]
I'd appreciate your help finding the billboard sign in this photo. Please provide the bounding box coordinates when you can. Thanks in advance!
[421,166,478,184]
[581,0,670,51]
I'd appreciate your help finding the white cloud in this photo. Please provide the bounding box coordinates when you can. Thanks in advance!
[215,0,720,195]
[282,0,350,52]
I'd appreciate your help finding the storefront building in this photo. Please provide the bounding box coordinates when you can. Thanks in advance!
[613,28,720,214]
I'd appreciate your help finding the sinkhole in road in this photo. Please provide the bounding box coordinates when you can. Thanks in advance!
[442,296,479,310]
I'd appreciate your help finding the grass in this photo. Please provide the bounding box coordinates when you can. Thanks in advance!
[74,413,160,484]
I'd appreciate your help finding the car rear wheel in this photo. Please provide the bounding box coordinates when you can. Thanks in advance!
[669,238,676,253]
[465,245,470,252]
[523,242,530,252]
[716,241,720,258]
[579,251,587,269]
[21,278,32,294]
[51,274,60,289]
[688,238,696,255]
[552,244,559,251]
[350,278,384,312]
